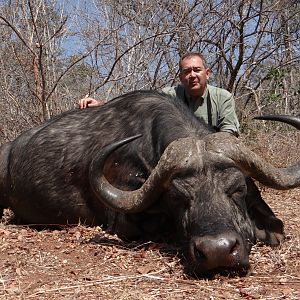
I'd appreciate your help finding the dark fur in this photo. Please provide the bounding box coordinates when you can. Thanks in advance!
[0,90,284,274]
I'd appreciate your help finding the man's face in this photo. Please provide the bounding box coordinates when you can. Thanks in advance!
[179,56,211,97]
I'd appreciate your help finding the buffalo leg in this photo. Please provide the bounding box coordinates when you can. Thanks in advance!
[245,177,284,246]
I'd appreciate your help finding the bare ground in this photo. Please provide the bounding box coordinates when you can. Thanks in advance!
[0,132,299,300]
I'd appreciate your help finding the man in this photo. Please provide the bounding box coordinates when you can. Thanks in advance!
[79,52,240,135]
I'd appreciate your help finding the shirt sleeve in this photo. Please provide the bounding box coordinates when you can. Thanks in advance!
[217,92,240,135]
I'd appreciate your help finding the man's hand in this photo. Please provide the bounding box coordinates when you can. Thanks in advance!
[78,97,106,109]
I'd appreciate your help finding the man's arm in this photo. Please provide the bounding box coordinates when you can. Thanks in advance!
[216,92,240,136]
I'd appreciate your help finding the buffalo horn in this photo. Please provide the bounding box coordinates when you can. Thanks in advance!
[254,115,300,130]
[89,136,205,213]
[205,133,300,190]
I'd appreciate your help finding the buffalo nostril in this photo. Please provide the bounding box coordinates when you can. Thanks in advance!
[230,239,240,256]
[194,245,206,262]
[191,234,248,272]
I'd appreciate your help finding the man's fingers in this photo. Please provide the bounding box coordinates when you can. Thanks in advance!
[78,97,103,109]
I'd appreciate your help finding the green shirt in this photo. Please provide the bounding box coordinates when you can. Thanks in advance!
[162,84,240,135]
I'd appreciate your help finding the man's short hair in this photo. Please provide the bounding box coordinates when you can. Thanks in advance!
[179,52,208,72]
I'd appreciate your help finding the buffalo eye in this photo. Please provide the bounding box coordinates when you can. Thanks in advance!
[227,184,247,202]
[171,168,196,180]
[169,172,195,207]
[167,194,187,207]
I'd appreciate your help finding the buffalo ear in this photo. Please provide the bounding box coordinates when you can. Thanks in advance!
[245,178,285,246]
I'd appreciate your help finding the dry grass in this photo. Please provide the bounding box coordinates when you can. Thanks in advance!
[0,132,299,299]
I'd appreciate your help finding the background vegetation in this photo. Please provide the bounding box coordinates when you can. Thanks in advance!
[0,0,299,143]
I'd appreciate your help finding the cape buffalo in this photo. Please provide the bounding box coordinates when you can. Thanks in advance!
[0,90,299,275]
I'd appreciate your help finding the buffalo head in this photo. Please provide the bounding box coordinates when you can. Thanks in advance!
[89,123,299,275]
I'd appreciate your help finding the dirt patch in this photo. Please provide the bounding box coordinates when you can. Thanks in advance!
[0,133,299,299]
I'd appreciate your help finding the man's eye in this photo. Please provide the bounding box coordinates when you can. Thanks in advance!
[182,67,202,75]
[183,69,192,74]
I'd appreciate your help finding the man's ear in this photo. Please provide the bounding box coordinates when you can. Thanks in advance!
[179,72,183,83]
[206,68,211,80]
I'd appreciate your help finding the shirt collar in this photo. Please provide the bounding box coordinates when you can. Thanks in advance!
[184,85,208,103]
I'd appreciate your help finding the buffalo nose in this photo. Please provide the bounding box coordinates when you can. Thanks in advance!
[191,233,249,272]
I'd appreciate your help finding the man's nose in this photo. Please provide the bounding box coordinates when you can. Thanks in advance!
[190,70,196,77]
